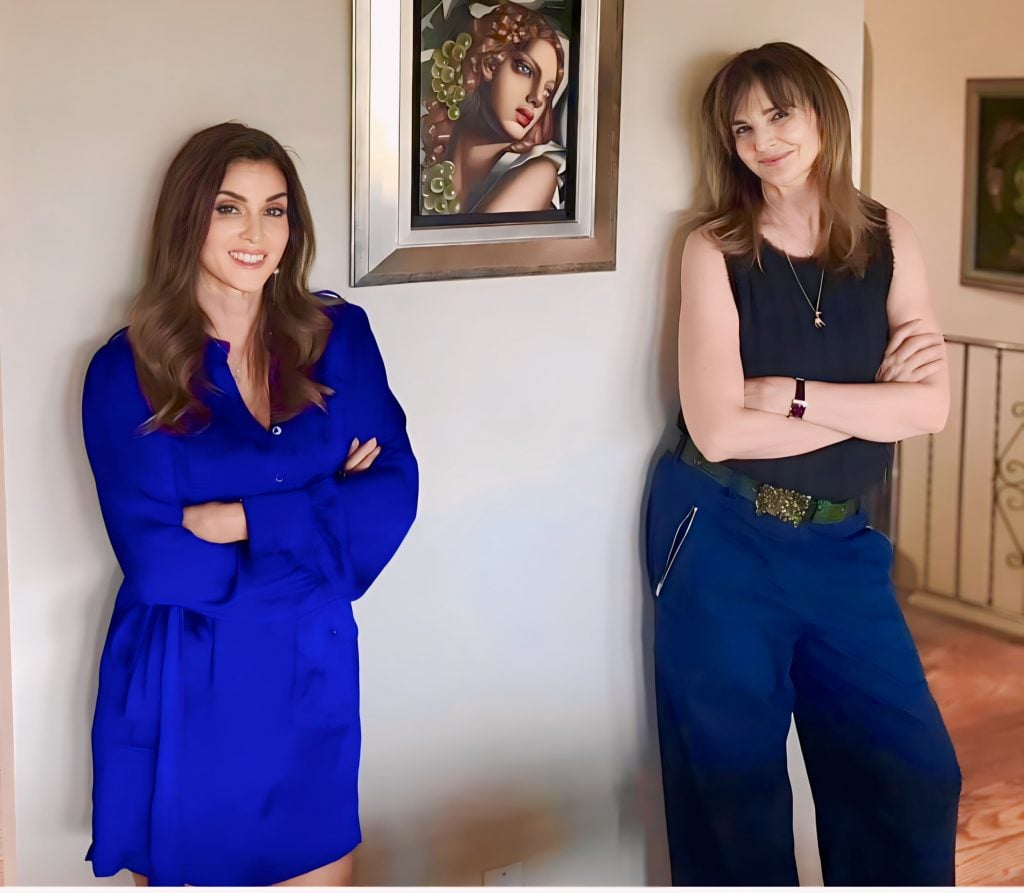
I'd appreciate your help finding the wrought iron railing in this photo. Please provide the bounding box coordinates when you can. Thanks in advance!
[899,335,1024,638]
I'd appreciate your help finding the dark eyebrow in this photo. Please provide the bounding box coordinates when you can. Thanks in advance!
[517,50,552,86]
[516,50,539,73]
[216,190,288,202]
[519,49,558,90]
[730,106,781,126]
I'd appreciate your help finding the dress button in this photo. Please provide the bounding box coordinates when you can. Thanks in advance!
[271,425,282,436]
[330,628,338,637]
[274,473,284,483]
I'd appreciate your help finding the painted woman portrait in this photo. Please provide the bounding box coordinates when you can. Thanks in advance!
[418,0,573,218]
[979,116,1024,272]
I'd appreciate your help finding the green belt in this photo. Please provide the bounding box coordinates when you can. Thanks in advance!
[677,438,860,527]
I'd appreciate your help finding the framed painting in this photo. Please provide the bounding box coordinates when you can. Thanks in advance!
[351,0,623,286]
[962,79,1024,295]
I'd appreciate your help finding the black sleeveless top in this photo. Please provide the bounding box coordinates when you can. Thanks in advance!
[696,213,894,502]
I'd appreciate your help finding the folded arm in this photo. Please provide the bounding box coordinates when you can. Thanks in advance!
[83,339,245,614]
[83,327,389,619]
[678,228,853,462]
[744,211,949,441]
[240,304,418,598]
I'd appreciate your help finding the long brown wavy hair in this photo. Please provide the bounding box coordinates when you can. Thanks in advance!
[695,42,885,275]
[421,3,565,168]
[128,122,334,434]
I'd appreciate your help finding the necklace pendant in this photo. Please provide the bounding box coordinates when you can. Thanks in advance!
[814,312,826,329]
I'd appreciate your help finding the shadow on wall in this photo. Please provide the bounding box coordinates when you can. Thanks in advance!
[75,332,134,853]
[632,210,694,889]
[651,50,734,413]
[629,49,738,888]
[894,550,920,593]
[354,784,572,885]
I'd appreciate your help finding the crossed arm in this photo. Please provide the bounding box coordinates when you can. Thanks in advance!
[183,437,381,544]
[84,305,417,617]
[678,210,949,463]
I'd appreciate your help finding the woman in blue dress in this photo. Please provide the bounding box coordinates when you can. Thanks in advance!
[82,122,418,886]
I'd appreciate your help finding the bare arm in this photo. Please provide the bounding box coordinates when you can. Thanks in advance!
[744,211,950,441]
[678,228,853,462]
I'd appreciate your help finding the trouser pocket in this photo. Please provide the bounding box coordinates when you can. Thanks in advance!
[645,453,713,599]
[654,506,698,597]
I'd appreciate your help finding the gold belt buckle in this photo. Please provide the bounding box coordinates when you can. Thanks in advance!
[755,483,814,526]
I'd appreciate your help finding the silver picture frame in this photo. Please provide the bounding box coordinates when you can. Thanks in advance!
[351,0,623,286]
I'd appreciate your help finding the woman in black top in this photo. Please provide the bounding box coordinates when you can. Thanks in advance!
[646,43,960,886]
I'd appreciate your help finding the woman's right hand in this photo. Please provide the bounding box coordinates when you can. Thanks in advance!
[344,437,380,475]
[875,319,947,383]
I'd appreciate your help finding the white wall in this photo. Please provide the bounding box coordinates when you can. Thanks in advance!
[0,0,863,884]
[864,0,1024,601]
[0,365,15,880]
[865,0,1024,344]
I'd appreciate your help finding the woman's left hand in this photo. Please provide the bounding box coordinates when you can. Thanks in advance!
[874,319,947,383]
[744,376,793,416]
[344,437,380,475]
[182,502,248,543]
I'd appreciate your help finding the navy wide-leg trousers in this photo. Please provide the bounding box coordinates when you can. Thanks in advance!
[646,452,961,886]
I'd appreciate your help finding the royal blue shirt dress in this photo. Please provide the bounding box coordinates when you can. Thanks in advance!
[82,299,417,886]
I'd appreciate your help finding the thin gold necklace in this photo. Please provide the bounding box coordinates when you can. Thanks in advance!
[781,244,826,329]
[211,331,247,381]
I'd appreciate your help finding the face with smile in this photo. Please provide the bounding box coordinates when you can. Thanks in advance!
[197,159,289,297]
[486,37,559,142]
[731,83,821,189]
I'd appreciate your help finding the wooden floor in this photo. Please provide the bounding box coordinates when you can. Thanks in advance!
[904,603,1024,886]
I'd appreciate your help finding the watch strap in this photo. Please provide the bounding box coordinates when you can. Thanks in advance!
[788,377,807,419]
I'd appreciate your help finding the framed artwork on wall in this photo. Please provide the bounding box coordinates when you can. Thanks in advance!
[351,0,623,286]
[962,78,1024,295]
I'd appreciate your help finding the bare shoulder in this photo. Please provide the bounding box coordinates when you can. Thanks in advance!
[493,156,558,195]
[882,207,941,327]
[679,224,737,340]
[883,206,928,270]
[681,225,729,279]
[505,155,557,182]
[683,223,720,251]
[884,208,923,257]
[474,157,558,212]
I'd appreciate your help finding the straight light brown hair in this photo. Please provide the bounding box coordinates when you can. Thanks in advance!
[128,122,334,434]
[695,42,886,275]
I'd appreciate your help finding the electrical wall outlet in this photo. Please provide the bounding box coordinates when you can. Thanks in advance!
[483,861,523,886]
